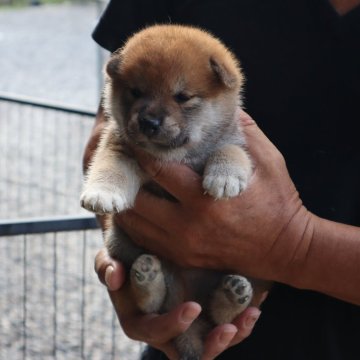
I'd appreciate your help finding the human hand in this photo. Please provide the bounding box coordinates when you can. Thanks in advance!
[116,110,314,283]
[95,247,263,360]
[83,105,106,173]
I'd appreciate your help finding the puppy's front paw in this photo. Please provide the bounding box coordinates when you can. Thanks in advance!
[202,173,248,199]
[203,145,252,199]
[80,186,129,214]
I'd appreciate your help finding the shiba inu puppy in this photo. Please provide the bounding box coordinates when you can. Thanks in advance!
[81,25,256,359]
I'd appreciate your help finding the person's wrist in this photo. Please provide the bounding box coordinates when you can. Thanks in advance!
[267,204,316,286]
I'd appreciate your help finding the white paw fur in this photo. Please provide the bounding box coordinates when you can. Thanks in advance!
[202,145,252,199]
[202,173,248,199]
[80,185,130,214]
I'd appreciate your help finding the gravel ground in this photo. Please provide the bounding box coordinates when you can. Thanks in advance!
[0,3,145,359]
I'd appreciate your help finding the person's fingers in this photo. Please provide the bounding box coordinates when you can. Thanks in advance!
[201,306,261,359]
[133,147,204,204]
[238,110,285,167]
[202,324,238,360]
[238,108,256,126]
[115,211,171,257]
[120,301,202,344]
[107,287,202,359]
[94,248,126,291]
[228,307,261,347]
[132,189,180,225]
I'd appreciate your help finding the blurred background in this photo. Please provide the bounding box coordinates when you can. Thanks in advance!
[0,0,105,110]
[0,1,143,358]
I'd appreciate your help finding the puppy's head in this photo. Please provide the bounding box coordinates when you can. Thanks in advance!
[104,25,244,158]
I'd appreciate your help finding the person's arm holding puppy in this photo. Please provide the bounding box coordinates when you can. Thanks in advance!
[117,111,360,306]
[86,106,360,360]
[84,105,263,360]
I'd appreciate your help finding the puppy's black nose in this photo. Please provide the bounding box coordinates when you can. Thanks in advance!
[138,115,162,136]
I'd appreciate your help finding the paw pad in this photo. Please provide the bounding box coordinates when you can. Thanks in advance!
[131,255,161,285]
[222,275,253,305]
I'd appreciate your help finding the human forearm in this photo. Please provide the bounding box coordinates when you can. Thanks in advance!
[284,214,360,305]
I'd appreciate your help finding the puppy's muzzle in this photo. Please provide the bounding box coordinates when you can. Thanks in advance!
[138,114,162,137]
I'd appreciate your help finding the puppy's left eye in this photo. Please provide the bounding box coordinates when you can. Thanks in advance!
[174,92,192,103]
[130,88,143,98]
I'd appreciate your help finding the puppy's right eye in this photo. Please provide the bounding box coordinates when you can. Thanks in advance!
[174,92,192,103]
[130,88,143,98]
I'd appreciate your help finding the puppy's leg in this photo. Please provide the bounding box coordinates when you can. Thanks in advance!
[130,254,166,313]
[202,144,252,199]
[104,218,144,267]
[174,318,211,360]
[81,121,143,214]
[210,275,253,325]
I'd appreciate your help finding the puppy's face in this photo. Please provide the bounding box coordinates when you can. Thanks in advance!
[104,25,243,158]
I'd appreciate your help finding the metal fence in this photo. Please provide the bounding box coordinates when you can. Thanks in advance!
[0,96,143,359]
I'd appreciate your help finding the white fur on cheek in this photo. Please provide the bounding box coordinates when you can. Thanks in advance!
[188,103,218,144]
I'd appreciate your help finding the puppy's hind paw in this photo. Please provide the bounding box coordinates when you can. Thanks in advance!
[80,187,129,214]
[130,254,166,313]
[131,254,162,286]
[211,274,253,324]
[221,275,253,306]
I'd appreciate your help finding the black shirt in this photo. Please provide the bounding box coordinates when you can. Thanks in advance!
[93,1,360,359]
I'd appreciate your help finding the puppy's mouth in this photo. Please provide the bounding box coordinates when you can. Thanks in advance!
[126,114,190,151]
[151,132,190,149]
[128,130,190,151]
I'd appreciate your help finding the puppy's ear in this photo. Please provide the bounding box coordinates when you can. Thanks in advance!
[106,54,122,79]
[210,57,238,89]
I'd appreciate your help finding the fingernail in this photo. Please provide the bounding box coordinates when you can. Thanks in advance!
[180,306,200,324]
[105,266,114,288]
[219,328,237,346]
[244,309,261,329]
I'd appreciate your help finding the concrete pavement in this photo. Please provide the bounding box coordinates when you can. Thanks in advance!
[0,2,106,111]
